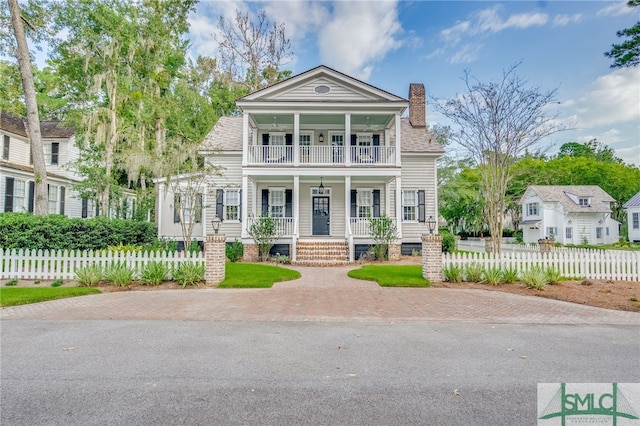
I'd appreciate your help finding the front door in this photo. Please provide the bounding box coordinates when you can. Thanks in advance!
[312,196,330,236]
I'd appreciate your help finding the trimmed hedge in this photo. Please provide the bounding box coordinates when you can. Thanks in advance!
[0,213,157,250]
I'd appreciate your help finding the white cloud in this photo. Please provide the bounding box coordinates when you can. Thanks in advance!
[262,1,328,43]
[553,14,583,27]
[317,0,402,80]
[597,1,636,17]
[476,8,548,32]
[450,44,481,64]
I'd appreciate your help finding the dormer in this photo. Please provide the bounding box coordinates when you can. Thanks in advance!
[565,192,591,207]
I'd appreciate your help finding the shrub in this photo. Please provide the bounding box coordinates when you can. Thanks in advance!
[226,239,244,262]
[248,214,280,261]
[520,266,548,290]
[483,267,503,286]
[104,263,136,287]
[140,261,170,286]
[442,264,463,282]
[369,213,397,261]
[441,231,456,253]
[272,253,290,264]
[501,266,519,284]
[172,262,205,288]
[51,279,64,287]
[143,238,178,253]
[545,267,563,285]
[74,264,104,287]
[464,263,485,282]
[5,278,18,286]
[107,243,142,253]
[187,240,202,253]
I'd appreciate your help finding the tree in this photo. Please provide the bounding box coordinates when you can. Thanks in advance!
[557,140,624,164]
[605,0,640,68]
[6,0,49,214]
[433,64,567,253]
[215,9,292,92]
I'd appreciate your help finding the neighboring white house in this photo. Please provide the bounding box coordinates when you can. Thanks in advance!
[1,111,138,219]
[156,65,445,262]
[623,191,640,242]
[520,185,620,245]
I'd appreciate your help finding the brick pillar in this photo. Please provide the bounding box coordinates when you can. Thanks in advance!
[484,237,493,253]
[205,234,226,286]
[421,233,443,282]
[388,243,401,261]
[243,244,259,262]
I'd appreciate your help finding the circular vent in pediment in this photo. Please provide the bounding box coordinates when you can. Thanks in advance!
[314,85,331,95]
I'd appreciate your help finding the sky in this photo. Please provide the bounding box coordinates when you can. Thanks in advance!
[188,0,640,166]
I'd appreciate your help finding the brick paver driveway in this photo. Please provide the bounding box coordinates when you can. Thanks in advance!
[2,266,639,324]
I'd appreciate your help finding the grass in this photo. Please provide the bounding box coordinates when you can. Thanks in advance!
[347,265,430,287]
[0,287,101,307]
[218,263,301,288]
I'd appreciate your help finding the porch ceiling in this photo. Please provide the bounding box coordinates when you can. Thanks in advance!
[251,113,391,128]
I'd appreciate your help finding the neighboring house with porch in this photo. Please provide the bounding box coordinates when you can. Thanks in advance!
[1,111,138,219]
[155,65,444,263]
[623,191,640,242]
[520,185,620,245]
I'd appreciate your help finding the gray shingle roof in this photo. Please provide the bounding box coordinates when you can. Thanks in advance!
[525,185,614,213]
[199,116,444,154]
[0,112,75,138]
[623,191,640,208]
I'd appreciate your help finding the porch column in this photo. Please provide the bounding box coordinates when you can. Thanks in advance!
[292,175,300,262]
[241,175,249,238]
[242,112,249,166]
[345,175,351,239]
[205,234,226,286]
[293,113,300,166]
[395,113,401,167]
[395,176,402,239]
[345,113,351,166]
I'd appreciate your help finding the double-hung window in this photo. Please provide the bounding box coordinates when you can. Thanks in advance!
[48,185,58,214]
[546,227,558,238]
[527,202,539,216]
[402,190,417,221]
[357,189,372,218]
[270,189,285,218]
[578,197,589,206]
[596,227,603,239]
[45,142,60,165]
[13,179,25,211]
[633,212,639,229]
[224,189,240,221]
[2,135,9,160]
[565,227,573,239]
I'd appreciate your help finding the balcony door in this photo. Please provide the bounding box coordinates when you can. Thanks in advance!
[312,196,330,236]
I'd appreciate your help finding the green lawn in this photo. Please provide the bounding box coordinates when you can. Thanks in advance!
[348,265,430,287]
[217,263,301,288]
[0,287,101,307]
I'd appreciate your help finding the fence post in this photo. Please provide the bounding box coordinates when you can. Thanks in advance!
[205,234,226,286]
[422,233,443,282]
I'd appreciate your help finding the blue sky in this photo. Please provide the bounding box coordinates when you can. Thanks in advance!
[189,0,640,165]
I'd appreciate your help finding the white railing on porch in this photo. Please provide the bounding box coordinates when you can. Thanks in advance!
[443,250,640,281]
[1,249,205,280]
[351,146,395,165]
[247,145,293,164]
[246,217,295,237]
[247,145,396,166]
[299,146,345,165]
[349,217,397,237]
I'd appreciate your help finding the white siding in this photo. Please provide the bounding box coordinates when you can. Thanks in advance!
[401,155,437,242]
[205,154,242,237]
[629,207,640,242]
[268,77,379,102]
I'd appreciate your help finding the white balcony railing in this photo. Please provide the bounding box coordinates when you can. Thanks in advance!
[351,146,395,165]
[246,145,396,166]
[246,217,295,237]
[248,146,293,164]
[299,146,345,165]
[349,217,397,237]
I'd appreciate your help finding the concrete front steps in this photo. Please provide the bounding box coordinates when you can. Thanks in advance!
[291,240,351,266]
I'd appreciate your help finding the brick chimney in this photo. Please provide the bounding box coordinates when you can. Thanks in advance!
[408,83,426,128]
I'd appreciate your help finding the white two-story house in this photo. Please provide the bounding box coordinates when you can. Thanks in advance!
[623,191,640,242]
[156,66,444,263]
[520,185,620,245]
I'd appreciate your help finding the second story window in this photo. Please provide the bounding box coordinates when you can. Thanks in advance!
[45,142,60,165]
[527,202,539,216]
[578,197,589,206]
[270,134,285,146]
[2,135,9,160]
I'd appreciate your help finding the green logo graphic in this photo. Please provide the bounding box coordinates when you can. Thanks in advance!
[539,383,639,425]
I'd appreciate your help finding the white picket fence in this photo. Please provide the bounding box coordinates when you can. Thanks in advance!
[443,249,640,281]
[1,249,205,280]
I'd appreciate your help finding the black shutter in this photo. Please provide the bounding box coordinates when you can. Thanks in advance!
[195,194,203,223]
[262,189,269,215]
[238,189,242,221]
[372,134,380,161]
[59,186,65,215]
[373,190,381,217]
[216,189,224,220]
[351,134,357,146]
[285,189,292,217]
[350,190,357,218]
[82,198,88,218]
[51,143,59,165]
[262,134,269,145]
[173,194,180,223]
[417,190,426,223]
[95,204,100,217]
[4,177,14,212]
[27,181,34,212]
[372,135,380,146]
[285,134,293,145]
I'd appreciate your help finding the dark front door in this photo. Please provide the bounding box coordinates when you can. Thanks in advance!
[312,196,330,236]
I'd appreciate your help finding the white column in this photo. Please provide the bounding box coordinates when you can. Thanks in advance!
[292,175,300,262]
[345,175,351,239]
[242,112,249,166]
[345,113,351,166]
[395,176,402,239]
[293,113,300,166]
[395,113,401,167]
[241,175,249,238]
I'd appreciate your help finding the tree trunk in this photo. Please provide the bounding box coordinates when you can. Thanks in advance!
[8,0,49,215]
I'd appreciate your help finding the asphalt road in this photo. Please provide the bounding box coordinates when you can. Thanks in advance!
[2,320,638,426]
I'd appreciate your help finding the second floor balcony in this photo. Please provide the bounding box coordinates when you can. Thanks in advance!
[247,145,396,167]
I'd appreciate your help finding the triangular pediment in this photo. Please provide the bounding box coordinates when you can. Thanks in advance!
[238,65,406,103]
